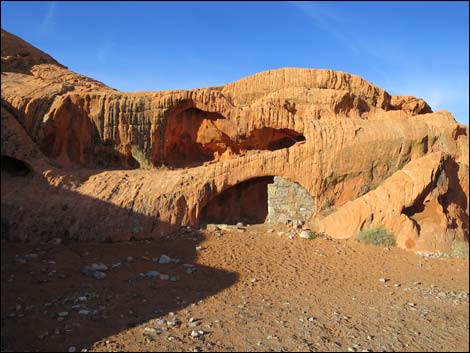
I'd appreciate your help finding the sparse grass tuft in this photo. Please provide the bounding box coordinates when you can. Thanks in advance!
[300,230,317,240]
[356,227,396,247]
[307,231,317,240]
[451,242,469,259]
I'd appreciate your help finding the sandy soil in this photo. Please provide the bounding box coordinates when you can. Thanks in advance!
[1,225,469,352]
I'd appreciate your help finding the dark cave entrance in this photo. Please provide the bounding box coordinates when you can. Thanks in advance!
[1,156,31,176]
[200,176,275,225]
[240,128,306,151]
[162,108,229,169]
[199,175,316,227]
[160,107,306,169]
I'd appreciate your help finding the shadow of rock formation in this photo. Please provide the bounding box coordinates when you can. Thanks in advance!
[1,171,238,351]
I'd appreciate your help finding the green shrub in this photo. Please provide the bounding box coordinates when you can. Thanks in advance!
[356,227,396,247]
[451,242,469,259]
[300,230,317,240]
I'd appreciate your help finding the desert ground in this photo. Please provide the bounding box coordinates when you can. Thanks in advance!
[2,224,468,352]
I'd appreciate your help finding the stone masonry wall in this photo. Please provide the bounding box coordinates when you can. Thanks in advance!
[267,176,315,224]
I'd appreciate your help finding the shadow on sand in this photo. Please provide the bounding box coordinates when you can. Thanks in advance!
[1,170,239,351]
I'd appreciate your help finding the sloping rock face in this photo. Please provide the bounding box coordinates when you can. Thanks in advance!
[1,29,468,253]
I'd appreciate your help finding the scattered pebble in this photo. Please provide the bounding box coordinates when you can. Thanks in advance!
[190,330,204,338]
[111,262,121,269]
[299,230,312,239]
[80,266,107,280]
[49,238,62,245]
[38,331,49,340]
[158,255,172,264]
[146,271,160,278]
[143,327,157,333]
[167,319,180,327]
[91,263,108,271]
[206,224,217,231]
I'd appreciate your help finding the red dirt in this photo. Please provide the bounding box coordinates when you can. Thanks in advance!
[2,225,468,352]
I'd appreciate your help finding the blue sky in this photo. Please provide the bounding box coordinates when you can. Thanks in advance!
[1,1,469,124]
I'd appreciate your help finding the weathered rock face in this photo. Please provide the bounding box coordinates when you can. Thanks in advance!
[314,153,469,251]
[1,30,65,74]
[1,29,468,253]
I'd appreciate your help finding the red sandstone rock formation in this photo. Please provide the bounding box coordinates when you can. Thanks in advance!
[1,29,468,253]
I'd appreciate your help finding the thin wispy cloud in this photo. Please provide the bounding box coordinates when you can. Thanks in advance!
[289,1,468,123]
[288,1,405,80]
[289,1,361,55]
[40,1,56,35]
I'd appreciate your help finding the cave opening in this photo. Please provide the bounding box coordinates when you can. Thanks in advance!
[1,155,31,176]
[200,176,275,225]
[160,107,306,169]
[199,176,316,226]
[162,107,229,169]
[240,127,306,151]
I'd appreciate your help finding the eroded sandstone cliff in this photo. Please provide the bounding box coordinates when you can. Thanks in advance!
[1,29,468,253]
